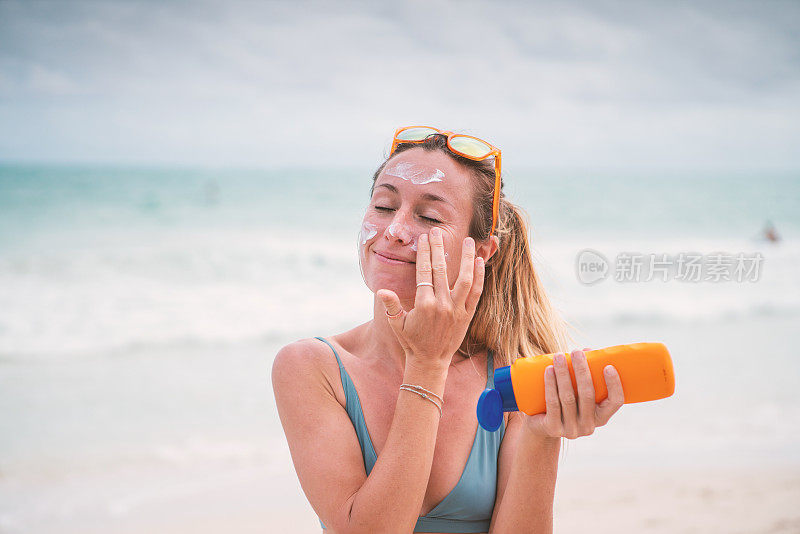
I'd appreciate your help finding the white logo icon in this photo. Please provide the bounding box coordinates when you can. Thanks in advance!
[576,249,610,285]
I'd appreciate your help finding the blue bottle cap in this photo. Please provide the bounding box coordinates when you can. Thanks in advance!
[494,365,519,412]
[477,388,503,432]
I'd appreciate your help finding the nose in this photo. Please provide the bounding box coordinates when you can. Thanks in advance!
[384,211,415,245]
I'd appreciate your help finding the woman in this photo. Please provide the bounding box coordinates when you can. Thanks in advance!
[272,126,625,533]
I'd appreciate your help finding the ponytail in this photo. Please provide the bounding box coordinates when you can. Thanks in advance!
[462,198,569,367]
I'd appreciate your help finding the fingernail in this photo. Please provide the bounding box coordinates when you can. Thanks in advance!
[604,366,614,375]
[574,351,585,362]
[431,227,441,237]
[554,353,565,365]
[476,256,484,267]
[464,237,474,249]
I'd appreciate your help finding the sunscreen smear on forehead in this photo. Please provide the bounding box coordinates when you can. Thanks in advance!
[385,162,445,185]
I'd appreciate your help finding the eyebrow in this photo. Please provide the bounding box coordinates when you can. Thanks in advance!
[374,183,455,207]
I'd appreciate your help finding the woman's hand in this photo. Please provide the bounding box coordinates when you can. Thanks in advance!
[523,348,625,439]
[378,227,485,372]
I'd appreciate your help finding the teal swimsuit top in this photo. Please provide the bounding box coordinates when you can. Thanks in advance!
[314,337,506,533]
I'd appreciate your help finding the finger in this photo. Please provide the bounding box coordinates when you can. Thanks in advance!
[415,233,434,300]
[464,256,485,315]
[542,365,563,436]
[378,289,406,321]
[571,349,596,436]
[552,353,579,438]
[451,236,475,307]
[377,289,409,350]
[595,365,625,427]
[428,227,449,298]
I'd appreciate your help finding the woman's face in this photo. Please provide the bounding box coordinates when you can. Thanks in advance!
[358,147,476,302]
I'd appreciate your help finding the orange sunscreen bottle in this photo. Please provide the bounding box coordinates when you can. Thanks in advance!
[477,342,675,431]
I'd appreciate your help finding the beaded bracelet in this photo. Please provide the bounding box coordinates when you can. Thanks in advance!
[399,383,444,405]
[399,385,443,417]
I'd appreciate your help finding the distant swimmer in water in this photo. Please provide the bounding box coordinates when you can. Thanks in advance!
[762,220,780,243]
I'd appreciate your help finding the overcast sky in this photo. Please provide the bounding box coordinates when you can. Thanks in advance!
[1,0,799,170]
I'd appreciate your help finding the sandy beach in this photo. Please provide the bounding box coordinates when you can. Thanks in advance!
[554,465,800,534]
[9,450,798,534]
[3,312,798,533]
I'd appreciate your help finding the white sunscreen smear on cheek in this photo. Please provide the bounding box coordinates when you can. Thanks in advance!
[359,220,378,245]
[409,241,448,256]
[385,162,445,185]
[406,232,448,257]
[381,222,448,258]
[357,220,379,287]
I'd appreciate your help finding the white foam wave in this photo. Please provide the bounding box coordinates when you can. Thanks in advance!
[1,229,796,359]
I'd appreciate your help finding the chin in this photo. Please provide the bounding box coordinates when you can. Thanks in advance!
[364,271,416,300]
[359,248,418,300]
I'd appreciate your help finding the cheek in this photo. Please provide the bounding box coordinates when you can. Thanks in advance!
[360,211,424,253]
[357,217,379,283]
[358,217,380,267]
[358,218,378,246]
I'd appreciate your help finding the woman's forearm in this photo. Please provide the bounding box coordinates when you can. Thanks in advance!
[343,361,448,534]
[490,427,561,533]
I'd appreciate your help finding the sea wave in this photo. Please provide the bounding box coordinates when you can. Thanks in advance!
[1,229,797,360]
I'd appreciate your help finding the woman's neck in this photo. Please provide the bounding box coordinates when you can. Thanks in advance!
[364,293,470,376]
[365,292,411,375]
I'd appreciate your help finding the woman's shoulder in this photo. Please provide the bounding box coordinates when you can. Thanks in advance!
[271,333,355,405]
[279,322,368,366]
[272,337,335,377]
[274,327,360,364]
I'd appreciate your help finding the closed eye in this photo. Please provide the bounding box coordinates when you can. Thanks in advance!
[375,206,441,225]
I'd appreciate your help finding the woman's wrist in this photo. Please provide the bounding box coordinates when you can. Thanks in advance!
[405,351,450,375]
[517,413,558,441]
[403,356,449,395]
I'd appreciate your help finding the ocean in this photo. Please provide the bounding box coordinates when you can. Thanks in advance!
[1,163,798,532]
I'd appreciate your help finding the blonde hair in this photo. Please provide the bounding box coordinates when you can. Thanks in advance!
[371,134,570,366]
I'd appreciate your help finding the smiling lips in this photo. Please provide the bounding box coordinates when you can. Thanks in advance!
[374,250,415,264]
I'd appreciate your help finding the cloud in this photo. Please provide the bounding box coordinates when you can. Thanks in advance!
[0,0,798,169]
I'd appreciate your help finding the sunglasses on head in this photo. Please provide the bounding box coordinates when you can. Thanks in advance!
[389,125,502,237]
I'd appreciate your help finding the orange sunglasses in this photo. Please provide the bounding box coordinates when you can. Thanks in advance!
[390,125,502,236]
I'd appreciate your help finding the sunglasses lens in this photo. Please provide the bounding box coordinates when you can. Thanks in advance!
[396,127,439,141]
[449,136,493,158]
